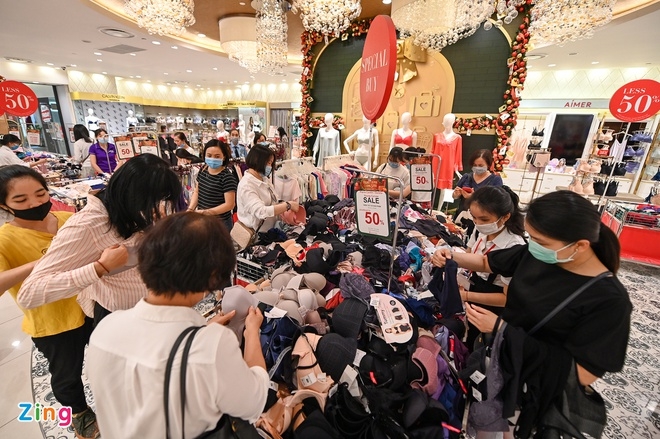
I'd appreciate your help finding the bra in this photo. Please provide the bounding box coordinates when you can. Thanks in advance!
[394,131,413,146]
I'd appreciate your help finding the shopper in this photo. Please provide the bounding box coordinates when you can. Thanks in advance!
[229,128,246,158]
[459,185,526,348]
[89,128,120,175]
[237,144,299,233]
[431,190,631,430]
[175,148,204,165]
[173,131,197,156]
[0,165,99,439]
[452,149,503,218]
[253,132,267,147]
[0,134,46,168]
[376,146,411,198]
[18,154,183,325]
[187,139,238,232]
[72,124,94,177]
[87,212,269,438]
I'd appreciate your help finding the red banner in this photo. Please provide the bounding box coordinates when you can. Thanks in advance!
[0,80,38,117]
[610,79,660,122]
[360,15,397,122]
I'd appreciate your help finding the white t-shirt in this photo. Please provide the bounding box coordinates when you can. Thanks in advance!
[0,146,29,167]
[377,163,410,192]
[87,299,269,439]
[73,139,93,167]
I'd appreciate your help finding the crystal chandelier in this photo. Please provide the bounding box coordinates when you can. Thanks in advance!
[392,0,495,52]
[291,0,362,40]
[219,16,259,73]
[125,0,196,36]
[483,0,525,31]
[256,0,288,75]
[529,0,616,46]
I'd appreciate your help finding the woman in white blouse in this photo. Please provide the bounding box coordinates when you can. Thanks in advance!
[236,144,299,233]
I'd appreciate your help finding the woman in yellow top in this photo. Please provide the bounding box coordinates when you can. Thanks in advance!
[0,165,99,439]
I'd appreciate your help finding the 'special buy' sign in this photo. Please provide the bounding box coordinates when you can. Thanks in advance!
[360,15,397,122]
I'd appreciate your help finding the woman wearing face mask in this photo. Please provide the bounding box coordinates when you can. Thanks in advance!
[0,165,100,439]
[237,144,299,234]
[431,191,631,432]
[452,149,502,219]
[376,147,412,198]
[72,124,95,178]
[0,134,47,168]
[187,139,238,232]
[173,132,197,157]
[89,129,121,175]
[459,186,526,349]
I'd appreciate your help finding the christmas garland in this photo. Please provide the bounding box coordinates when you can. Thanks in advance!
[309,114,345,130]
[299,18,373,151]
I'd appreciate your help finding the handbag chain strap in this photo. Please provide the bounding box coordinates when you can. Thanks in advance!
[164,325,204,439]
[528,271,612,336]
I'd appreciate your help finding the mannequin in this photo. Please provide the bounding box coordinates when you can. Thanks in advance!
[313,113,341,166]
[343,115,379,171]
[390,112,417,150]
[238,114,246,144]
[126,110,138,130]
[432,113,463,189]
[85,109,99,132]
[216,120,229,142]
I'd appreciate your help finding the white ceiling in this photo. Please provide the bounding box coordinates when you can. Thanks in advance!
[0,0,659,88]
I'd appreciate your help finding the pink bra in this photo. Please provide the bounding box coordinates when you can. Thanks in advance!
[394,132,413,146]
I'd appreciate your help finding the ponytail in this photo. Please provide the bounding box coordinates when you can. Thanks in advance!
[467,185,525,238]
[592,225,621,274]
[501,186,525,238]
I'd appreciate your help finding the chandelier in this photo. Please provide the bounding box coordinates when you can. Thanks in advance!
[219,16,259,73]
[528,0,616,46]
[392,0,494,52]
[125,0,196,36]
[256,0,288,75]
[291,0,362,40]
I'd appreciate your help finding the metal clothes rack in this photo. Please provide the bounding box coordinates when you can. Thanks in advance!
[322,153,362,171]
[400,150,442,211]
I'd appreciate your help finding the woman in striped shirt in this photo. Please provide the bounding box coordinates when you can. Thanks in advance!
[187,139,238,232]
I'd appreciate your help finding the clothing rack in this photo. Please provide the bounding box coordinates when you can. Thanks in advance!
[322,154,362,171]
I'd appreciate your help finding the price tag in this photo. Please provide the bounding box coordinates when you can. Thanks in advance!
[410,163,432,191]
[610,79,660,122]
[0,80,38,117]
[355,189,390,238]
[140,145,160,156]
[115,138,135,160]
[27,131,40,146]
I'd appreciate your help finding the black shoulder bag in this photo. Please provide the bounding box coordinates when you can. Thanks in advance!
[164,326,262,439]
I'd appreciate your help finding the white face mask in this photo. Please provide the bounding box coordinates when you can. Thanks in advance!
[475,217,504,235]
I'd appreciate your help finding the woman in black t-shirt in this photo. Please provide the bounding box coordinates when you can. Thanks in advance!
[187,140,238,232]
[432,191,631,430]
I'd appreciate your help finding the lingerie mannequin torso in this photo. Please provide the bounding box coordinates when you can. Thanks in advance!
[393,128,414,147]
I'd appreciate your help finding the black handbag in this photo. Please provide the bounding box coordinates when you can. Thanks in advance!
[164,326,262,439]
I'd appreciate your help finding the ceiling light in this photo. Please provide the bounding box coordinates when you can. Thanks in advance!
[70,64,77,67]
[11,341,20,347]
[164,72,169,75]
[94,52,102,56]
[233,80,238,83]
[383,0,392,3]
[219,16,259,73]
[130,76,134,78]
[291,0,361,40]
[213,67,218,70]
[548,64,556,67]
[147,80,151,82]
[220,81,224,84]
[526,54,547,61]
[5,57,32,63]
[171,45,178,49]
[136,75,142,78]
[33,82,40,84]
[198,33,206,38]
[569,52,578,55]
[102,71,107,74]
[529,0,615,46]
[196,84,201,86]
[152,41,161,45]
[99,27,134,38]
[186,69,192,72]
[591,61,600,64]
[125,0,196,36]
[166,82,171,85]
[239,1,246,4]
[46,63,54,66]
[97,59,103,62]
[130,53,137,56]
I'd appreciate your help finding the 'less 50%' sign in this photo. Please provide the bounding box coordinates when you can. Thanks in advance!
[0,80,39,117]
[355,190,390,238]
[609,79,660,122]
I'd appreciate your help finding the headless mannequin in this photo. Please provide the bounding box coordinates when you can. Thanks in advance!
[85,109,99,132]
[441,113,459,142]
[238,114,246,144]
[344,116,379,171]
[126,110,138,130]
[390,112,417,150]
[313,113,340,166]
[432,113,463,191]
[216,121,229,142]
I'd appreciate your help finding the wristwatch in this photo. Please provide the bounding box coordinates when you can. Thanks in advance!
[285,202,291,211]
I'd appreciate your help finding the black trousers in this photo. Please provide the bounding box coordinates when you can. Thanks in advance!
[31,317,94,414]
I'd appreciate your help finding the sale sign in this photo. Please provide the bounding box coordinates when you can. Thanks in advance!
[115,136,135,160]
[410,157,433,192]
[354,178,390,238]
[139,139,160,157]
[360,15,397,122]
[0,81,38,117]
[610,79,660,122]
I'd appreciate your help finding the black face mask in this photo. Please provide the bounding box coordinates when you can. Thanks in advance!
[11,200,52,221]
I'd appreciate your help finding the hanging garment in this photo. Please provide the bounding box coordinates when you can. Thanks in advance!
[313,128,340,167]
[432,132,463,189]
[394,129,414,147]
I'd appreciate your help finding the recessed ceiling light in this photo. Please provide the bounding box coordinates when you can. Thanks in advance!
[11,341,20,347]
[164,72,169,75]
[186,69,192,73]
[147,80,151,82]
[136,75,141,78]
[245,81,250,84]
[5,57,32,63]
[196,84,201,86]
[46,62,54,66]
[213,67,218,71]
[282,79,286,82]
[382,0,392,4]
[239,1,246,5]
[548,64,556,67]
[220,81,224,84]
[70,64,77,67]
[166,82,171,85]
[97,59,103,62]
[94,52,102,56]
[233,80,238,83]
[33,81,40,84]
[99,27,134,39]
[526,54,547,60]
[569,52,578,56]
[130,76,134,78]
[102,71,107,74]
[591,61,599,65]
[198,33,206,38]
[171,46,178,50]
[130,53,137,56]
[152,41,161,45]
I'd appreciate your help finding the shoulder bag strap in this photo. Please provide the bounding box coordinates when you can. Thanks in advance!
[528,272,612,336]
[164,326,202,439]
[179,326,204,439]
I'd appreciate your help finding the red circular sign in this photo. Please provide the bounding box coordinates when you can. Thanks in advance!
[610,79,660,122]
[360,15,397,122]
[0,80,39,117]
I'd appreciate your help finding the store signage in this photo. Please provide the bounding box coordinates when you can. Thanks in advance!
[115,136,135,160]
[354,178,390,238]
[360,15,397,122]
[410,162,432,192]
[27,130,41,146]
[101,94,126,102]
[40,104,52,122]
[0,80,38,117]
[610,79,660,122]
[519,99,610,109]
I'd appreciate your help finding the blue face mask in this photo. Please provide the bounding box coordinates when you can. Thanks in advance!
[9,144,19,150]
[205,157,224,169]
[98,138,108,144]
[388,161,400,169]
[528,239,577,264]
[263,165,273,178]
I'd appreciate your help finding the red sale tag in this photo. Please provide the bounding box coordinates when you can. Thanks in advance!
[610,79,660,122]
[0,80,38,117]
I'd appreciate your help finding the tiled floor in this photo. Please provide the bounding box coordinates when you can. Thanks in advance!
[0,263,658,439]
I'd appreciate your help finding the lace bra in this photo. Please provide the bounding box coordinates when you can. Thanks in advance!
[394,130,413,146]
